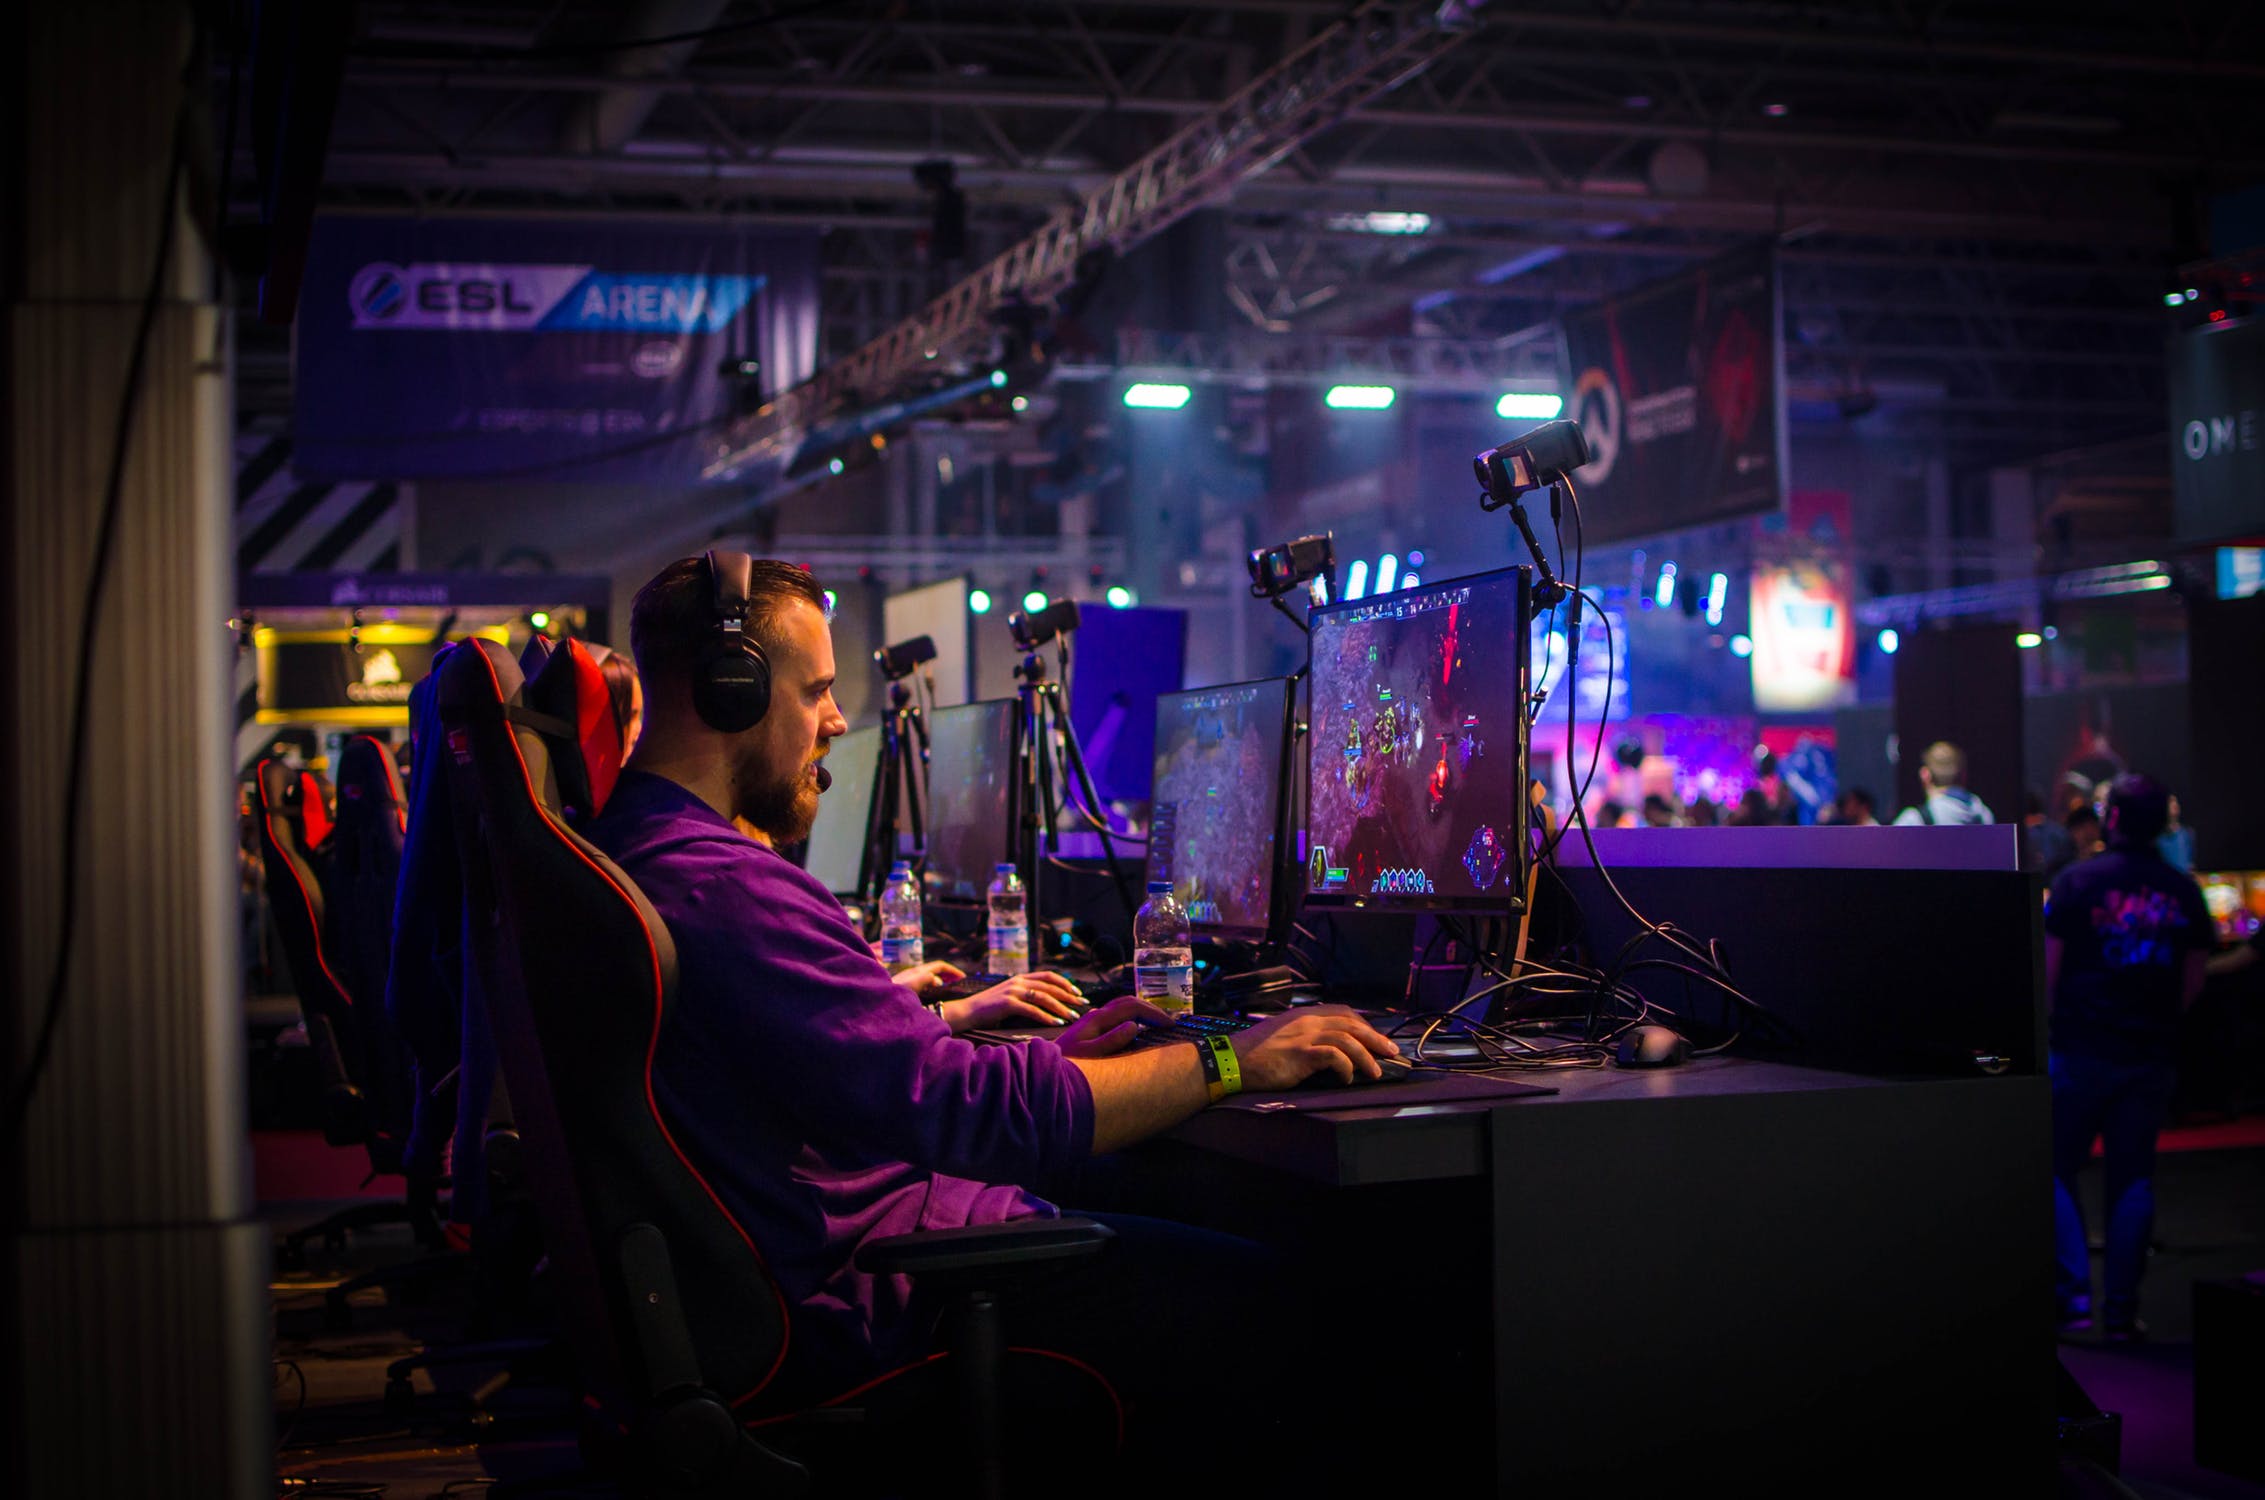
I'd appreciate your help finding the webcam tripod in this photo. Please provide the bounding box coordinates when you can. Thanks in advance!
[856,674,931,909]
[1007,643,1139,939]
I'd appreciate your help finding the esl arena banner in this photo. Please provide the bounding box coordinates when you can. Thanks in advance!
[295,217,819,481]
[1559,246,1786,545]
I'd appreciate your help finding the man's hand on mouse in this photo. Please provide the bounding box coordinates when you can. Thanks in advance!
[1229,1005,1399,1090]
[1051,995,1173,1058]
[936,970,1086,1032]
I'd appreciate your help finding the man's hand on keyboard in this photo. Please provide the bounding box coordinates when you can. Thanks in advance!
[888,959,967,995]
[1052,996,1174,1059]
[938,970,1087,1032]
[1231,1005,1399,1090]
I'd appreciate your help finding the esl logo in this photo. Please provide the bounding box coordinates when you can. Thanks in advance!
[349,263,408,323]
[348,262,594,330]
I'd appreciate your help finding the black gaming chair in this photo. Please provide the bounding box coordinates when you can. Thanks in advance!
[254,758,365,1149]
[259,757,436,1269]
[435,638,1119,1498]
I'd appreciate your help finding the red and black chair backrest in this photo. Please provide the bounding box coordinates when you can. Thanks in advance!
[327,734,418,1174]
[522,638,626,826]
[435,637,792,1425]
[255,756,365,1146]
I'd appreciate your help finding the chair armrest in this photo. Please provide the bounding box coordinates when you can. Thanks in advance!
[855,1217,1114,1278]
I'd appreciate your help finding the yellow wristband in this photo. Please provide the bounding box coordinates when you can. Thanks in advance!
[1203,1035,1242,1101]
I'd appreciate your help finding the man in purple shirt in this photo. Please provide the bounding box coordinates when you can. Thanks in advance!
[591,553,1397,1429]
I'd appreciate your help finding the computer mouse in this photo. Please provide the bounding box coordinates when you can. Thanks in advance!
[1615,1024,1691,1069]
[1296,1054,1415,1088]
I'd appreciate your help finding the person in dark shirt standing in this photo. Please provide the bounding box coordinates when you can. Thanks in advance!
[2045,774,2212,1340]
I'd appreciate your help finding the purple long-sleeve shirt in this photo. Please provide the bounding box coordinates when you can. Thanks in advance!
[589,769,1097,1394]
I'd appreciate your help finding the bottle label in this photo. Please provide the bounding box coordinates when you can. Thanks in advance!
[1136,964,1195,1013]
[881,935,922,971]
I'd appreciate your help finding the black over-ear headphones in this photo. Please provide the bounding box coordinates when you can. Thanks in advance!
[691,550,773,733]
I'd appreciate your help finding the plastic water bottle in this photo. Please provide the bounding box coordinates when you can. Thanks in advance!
[1133,880,1194,1015]
[879,861,924,974]
[986,863,1029,977]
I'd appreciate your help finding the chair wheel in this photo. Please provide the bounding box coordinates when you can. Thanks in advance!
[384,1376,415,1420]
[324,1292,353,1332]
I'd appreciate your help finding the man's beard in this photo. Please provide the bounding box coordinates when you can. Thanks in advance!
[740,758,822,845]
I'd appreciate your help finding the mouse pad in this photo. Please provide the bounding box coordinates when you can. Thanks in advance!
[1216,1071,1556,1112]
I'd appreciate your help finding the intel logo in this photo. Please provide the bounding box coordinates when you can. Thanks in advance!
[632,341,684,378]
[349,263,408,322]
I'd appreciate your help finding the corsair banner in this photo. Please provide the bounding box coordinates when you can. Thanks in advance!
[1559,245,1786,544]
[257,633,440,722]
[295,217,819,481]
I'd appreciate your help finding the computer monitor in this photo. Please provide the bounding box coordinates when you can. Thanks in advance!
[1146,677,1295,938]
[1305,565,1533,911]
[922,698,1016,903]
[804,724,881,898]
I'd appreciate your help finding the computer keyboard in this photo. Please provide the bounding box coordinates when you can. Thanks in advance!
[1129,1012,1257,1048]
[925,971,1129,1006]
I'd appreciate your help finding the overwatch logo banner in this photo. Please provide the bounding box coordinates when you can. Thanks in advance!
[1560,246,1786,545]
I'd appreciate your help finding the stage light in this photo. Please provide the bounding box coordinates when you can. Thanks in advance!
[2164,291,2189,307]
[2016,631,2043,649]
[1344,559,1370,600]
[968,589,992,615]
[1877,628,1899,655]
[529,611,550,631]
[2135,574,2174,590]
[2186,287,2201,301]
[1124,383,1192,410]
[2043,625,2059,641]
[1011,395,1029,412]
[1325,384,1396,410]
[1730,634,1754,657]
[1022,589,1049,613]
[1400,572,1421,590]
[1326,211,1432,235]
[1408,549,1425,568]
[1705,572,1728,626]
[1655,561,1678,610]
[989,369,1008,388]
[822,590,838,618]
[1496,392,1565,421]
[828,457,845,475]
[1375,553,1399,593]
[1106,585,1135,609]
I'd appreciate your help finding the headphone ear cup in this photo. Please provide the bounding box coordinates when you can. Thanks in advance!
[692,636,771,733]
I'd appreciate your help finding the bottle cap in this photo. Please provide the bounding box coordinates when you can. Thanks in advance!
[995,862,1017,874]
[891,861,911,874]
[1146,880,1172,895]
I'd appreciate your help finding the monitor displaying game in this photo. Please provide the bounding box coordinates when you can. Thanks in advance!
[804,725,881,898]
[1306,566,1533,911]
[1146,678,1295,937]
[922,699,1016,903]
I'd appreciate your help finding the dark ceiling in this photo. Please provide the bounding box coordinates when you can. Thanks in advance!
[232,0,2265,466]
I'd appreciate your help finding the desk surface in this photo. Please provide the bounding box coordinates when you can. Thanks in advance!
[1168,1054,1976,1186]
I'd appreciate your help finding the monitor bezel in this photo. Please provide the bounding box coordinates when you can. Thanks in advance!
[1145,674,1297,940]
[1302,564,1533,915]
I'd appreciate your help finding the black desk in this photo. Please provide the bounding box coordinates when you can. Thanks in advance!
[1151,1055,2055,1494]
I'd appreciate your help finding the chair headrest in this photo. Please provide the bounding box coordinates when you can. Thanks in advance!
[524,639,626,822]
[335,734,407,838]
[519,634,554,678]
